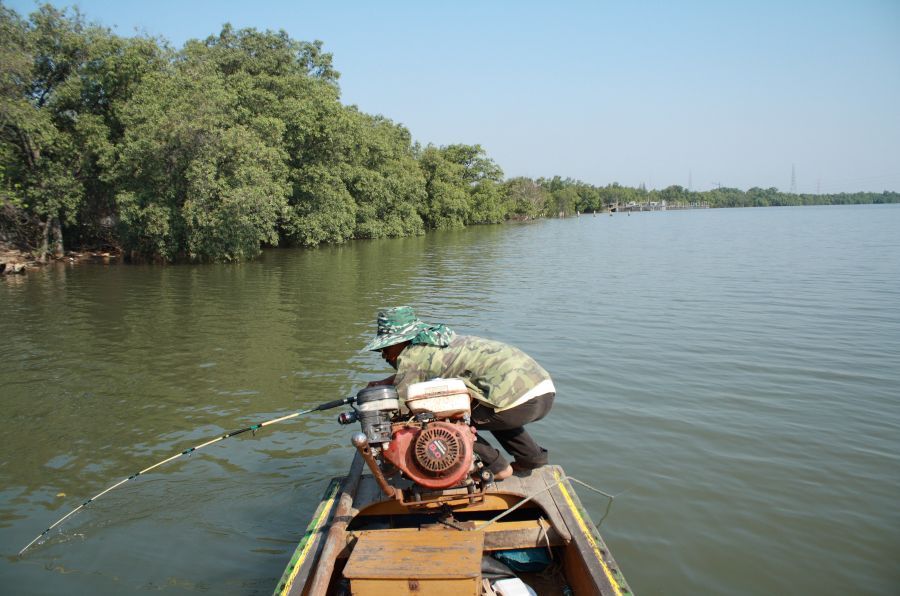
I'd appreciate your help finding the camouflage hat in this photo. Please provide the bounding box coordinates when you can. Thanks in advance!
[363,306,428,352]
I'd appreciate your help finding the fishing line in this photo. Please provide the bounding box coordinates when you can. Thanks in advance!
[19,396,354,556]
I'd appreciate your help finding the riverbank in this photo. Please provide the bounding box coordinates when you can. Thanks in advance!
[0,242,119,275]
[0,243,34,275]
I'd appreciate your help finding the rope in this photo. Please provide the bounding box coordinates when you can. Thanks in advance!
[472,475,615,532]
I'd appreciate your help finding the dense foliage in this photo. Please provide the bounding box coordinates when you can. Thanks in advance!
[2,4,897,262]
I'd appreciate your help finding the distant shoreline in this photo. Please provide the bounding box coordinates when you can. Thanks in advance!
[4,202,898,275]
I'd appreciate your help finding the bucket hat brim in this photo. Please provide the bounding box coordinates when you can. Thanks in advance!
[363,329,421,352]
[363,306,427,351]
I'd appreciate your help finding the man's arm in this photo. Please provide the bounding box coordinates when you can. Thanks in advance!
[366,375,396,387]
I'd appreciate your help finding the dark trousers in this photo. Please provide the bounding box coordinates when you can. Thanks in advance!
[470,393,554,474]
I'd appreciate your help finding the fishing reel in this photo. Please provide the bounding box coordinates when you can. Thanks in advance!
[339,381,487,495]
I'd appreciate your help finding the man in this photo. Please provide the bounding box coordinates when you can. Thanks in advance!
[365,306,555,481]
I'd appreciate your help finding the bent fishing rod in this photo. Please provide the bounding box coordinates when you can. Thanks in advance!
[19,395,355,556]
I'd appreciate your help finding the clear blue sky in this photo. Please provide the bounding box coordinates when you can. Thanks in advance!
[7,0,900,193]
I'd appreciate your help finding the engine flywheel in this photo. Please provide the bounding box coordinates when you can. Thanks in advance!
[413,424,462,474]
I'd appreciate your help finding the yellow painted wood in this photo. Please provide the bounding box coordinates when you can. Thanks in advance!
[344,529,483,595]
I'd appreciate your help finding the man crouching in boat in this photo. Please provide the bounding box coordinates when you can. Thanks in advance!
[365,306,555,481]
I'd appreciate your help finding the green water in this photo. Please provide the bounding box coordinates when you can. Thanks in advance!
[2,205,899,594]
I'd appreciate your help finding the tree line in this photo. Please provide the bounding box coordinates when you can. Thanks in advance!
[2,4,897,263]
[535,178,899,215]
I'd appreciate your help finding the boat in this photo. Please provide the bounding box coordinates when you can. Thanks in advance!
[273,455,632,595]
[275,382,633,595]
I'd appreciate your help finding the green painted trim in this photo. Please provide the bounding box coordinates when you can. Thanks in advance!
[273,478,342,595]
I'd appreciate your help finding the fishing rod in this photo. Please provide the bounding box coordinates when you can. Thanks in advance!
[19,395,355,556]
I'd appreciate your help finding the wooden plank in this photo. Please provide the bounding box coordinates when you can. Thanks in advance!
[355,492,524,516]
[349,578,479,596]
[492,466,573,543]
[348,519,563,551]
[481,519,563,551]
[344,529,483,579]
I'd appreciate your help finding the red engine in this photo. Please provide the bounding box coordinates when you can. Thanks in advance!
[382,421,475,489]
[344,383,481,495]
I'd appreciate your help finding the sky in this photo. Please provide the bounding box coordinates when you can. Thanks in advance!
[7,0,900,193]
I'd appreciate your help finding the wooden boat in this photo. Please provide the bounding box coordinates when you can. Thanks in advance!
[274,453,633,595]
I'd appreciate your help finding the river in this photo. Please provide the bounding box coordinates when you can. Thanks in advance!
[2,204,899,594]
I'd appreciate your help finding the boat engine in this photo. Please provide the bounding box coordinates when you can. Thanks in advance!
[340,380,480,493]
[382,419,474,489]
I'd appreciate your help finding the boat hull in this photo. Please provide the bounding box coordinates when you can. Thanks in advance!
[275,456,632,595]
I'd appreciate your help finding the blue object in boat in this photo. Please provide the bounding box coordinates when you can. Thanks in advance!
[493,548,552,573]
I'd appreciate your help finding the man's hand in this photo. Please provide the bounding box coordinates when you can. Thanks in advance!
[366,375,396,388]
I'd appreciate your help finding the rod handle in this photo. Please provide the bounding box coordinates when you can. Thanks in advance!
[315,396,354,411]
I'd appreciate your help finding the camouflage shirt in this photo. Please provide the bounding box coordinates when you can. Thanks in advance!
[393,335,555,411]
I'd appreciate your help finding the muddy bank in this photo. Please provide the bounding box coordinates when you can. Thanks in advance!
[1,243,120,276]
